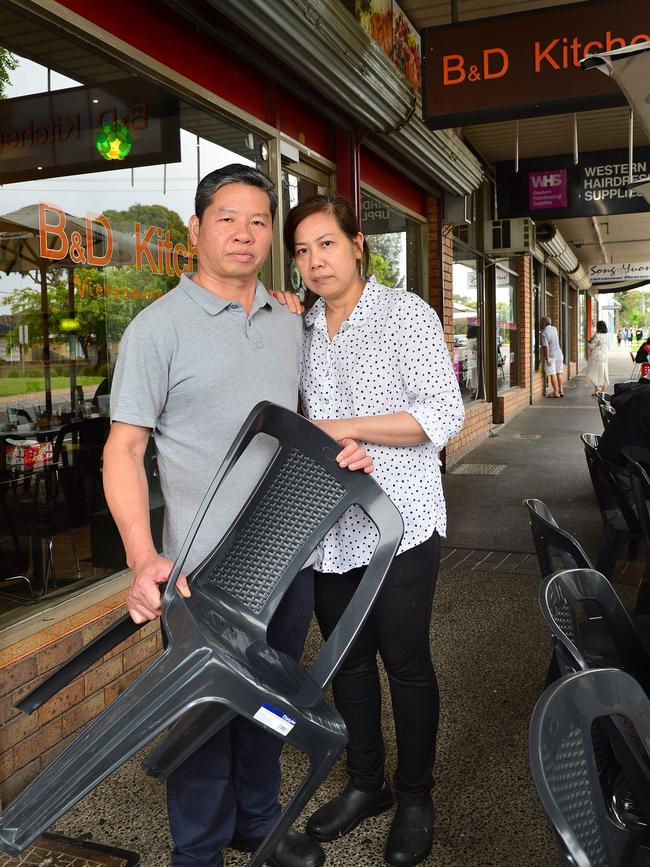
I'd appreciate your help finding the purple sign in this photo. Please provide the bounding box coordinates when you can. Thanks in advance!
[528,169,567,210]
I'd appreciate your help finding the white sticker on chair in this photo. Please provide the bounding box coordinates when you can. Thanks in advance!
[254,703,296,736]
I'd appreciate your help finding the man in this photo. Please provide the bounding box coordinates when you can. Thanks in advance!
[103,164,372,867]
[540,316,564,398]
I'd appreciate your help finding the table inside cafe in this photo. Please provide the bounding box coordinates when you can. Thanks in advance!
[0,406,111,602]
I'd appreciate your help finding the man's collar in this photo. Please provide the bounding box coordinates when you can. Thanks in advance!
[179,273,272,315]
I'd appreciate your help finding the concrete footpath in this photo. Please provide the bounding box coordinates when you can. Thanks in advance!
[443,344,640,574]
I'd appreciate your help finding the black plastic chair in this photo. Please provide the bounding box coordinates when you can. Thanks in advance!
[599,401,616,431]
[581,432,642,579]
[0,473,33,602]
[0,401,404,863]
[530,668,650,866]
[624,447,650,614]
[524,498,593,577]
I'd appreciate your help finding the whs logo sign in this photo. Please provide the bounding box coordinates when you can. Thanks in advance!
[529,169,568,209]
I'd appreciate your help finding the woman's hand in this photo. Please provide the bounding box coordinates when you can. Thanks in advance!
[271,290,304,315]
[313,419,374,473]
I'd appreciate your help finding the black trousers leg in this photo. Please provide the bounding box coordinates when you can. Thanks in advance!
[315,534,441,802]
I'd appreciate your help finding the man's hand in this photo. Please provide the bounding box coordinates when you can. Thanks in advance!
[313,419,374,473]
[127,553,190,623]
[271,290,304,315]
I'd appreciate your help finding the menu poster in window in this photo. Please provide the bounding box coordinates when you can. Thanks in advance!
[0,79,181,184]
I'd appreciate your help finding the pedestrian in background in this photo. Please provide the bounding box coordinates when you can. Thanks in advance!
[587,320,610,395]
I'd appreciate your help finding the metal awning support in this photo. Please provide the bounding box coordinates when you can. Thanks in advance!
[582,42,650,197]
[163,0,483,196]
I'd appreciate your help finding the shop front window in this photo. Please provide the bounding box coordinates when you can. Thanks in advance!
[0,23,270,625]
[360,191,425,296]
[452,244,482,402]
[578,290,587,362]
[496,262,519,392]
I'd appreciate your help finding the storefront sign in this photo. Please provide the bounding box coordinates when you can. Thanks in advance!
[588,261,650,282]
[0,81,180,184]
[422,0,647,128]
[38,203,198,277]
[496,147,650,218]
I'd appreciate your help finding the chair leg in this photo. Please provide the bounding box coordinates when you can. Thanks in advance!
[143,703,237,779]
[68,529,81,577]
[596,530,626,579]
[246,738,345,867]
[0,644,216,857]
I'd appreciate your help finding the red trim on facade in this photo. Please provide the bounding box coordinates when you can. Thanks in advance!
[360,147,427,216]
[54,0,335,158]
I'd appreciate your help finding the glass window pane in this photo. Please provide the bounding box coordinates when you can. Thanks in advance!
[452,246,482,403]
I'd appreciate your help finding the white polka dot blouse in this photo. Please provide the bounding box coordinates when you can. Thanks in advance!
[300,275,465,573]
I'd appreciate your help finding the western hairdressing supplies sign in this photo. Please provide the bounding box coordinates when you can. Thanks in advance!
[496,147,650,219]
[422,0,647,128]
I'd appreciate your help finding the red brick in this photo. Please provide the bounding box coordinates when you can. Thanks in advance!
[0,709,39,751]
[61,692,105,737]
[14,718,63,771]
[104,667,140,704]
[84,656,123,696]
[36,634,84,675]
[37,679,85,726]
[0,656,37,699]
[0,746,14,783]
[123,635,158,671]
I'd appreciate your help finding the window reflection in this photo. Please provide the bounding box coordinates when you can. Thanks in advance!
[0,35,270,624]
[496,262,518,392]
[452,248,482,403]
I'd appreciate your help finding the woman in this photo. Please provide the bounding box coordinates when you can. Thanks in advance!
[282,196,464,866]
[587,320,610,394]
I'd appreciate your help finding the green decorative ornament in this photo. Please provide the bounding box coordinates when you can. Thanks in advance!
[96,119,132,161]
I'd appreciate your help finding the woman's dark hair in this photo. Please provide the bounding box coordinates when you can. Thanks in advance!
[195,163,277,221]
[283,195,370,274]
[596,320,608,334]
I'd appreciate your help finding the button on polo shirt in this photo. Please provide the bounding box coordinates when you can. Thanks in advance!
[111,273,302,572]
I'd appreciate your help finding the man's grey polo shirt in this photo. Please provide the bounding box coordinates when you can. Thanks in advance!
[110,273,302,571]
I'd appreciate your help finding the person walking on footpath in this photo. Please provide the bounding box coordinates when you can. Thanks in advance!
[278,195,464,866]
[102,165,373,867]
[541,316,564,398]
[587,320,610,395]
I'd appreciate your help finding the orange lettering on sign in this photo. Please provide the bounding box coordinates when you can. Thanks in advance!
[443,54,465,85]
[483,48,508,79]
[86,213,113,267]
[135,222,161,274]
[38,203,69,259]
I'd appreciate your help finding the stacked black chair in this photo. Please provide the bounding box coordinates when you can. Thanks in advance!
[581,432,643,580]
[524,499,613,681]
[530,668,650,866]
[624,447,650,613]
[0,402,404,865]
[598,400,616,431]
[0,472,33,602]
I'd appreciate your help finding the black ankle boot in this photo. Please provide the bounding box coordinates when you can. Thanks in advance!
[229,829,324,867]
[384,800,434,866]
[306,782,394,841]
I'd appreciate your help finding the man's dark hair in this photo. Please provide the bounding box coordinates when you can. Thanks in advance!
[194,163,277,221]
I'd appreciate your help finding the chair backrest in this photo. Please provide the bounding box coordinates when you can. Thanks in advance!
[624,446,650,549]
[530,668,650,867]
[162,402,404,687]
[539,568,650,687]
[581,433,640,532]
[598,402,615,431]
[0,473,29,579]
[524,498,592,578]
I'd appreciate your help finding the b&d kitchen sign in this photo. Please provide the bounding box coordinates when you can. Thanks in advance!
[422,0,648,128]
[0,80,180,184]
[496,147,650,219]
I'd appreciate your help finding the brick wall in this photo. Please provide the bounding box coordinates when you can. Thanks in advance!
[495,387,530,424]
[446,400,494,464]
[0,594,160,804]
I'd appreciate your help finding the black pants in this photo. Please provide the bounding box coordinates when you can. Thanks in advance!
[314,533,441,804]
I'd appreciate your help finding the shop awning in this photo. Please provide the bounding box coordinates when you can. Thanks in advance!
[162,0,483,196]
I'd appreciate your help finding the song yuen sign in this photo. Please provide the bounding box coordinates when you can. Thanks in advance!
[422,0,648,128]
